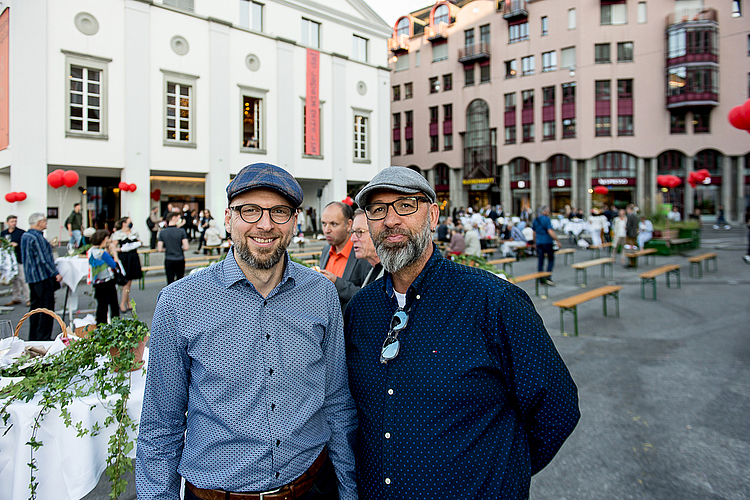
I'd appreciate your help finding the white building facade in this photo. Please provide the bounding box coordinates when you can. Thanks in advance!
[388,0,750,222]
[0,0,391,240]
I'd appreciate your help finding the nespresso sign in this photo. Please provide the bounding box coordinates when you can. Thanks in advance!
[462,178,494,185]
[595,178,635,186]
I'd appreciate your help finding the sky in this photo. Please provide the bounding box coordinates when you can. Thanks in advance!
[370,0,433,27]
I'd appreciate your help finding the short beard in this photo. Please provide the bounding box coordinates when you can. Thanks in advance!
[374,216,433,274]
[231,223,292,270]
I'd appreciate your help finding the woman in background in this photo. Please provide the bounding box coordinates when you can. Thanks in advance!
[87,230,120,324]
[111,217,142,312]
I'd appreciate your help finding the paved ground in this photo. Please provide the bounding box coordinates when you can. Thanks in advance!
[4,227,748,499]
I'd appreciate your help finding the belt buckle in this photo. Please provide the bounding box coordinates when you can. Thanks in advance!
[258,486,282,500]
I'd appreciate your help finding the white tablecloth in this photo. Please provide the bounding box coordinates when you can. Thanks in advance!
[0,346,147,500]
[55,256,89,293]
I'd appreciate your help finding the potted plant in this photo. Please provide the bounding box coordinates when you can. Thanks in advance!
[0,304,149,500]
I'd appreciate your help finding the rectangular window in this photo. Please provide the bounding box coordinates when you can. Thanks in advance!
[241,91,265,151]
[638,2,647,23]
[568,8,576,29]
[542,16,549,36]
[430,77,440,93]
[404,82,413,99]
[522,124,534,143]
[543,86,556,141]
[465,65,475,86]
[505,92,516,144]
[561,46,576,69]
[405,110,413,154]
[301,18,320,48]
[522,89,534,143]
[543,122,555,141]
[480,24,490,45]
[354,114,368,160]
[505,59,517,78]
[395,55,409,71]
[393,85,400,101]
[595,117,611,136]
[542,51,557,72]
[68,63,105,136]
[430,106,439,122]
[595,80,611,137]
[522,56,535,76]
[601,3,627,26]
[562,82,576,138]
[670,111,686,134]
[352,35,368,62]
[165,0,194,11]
[617,116,633,136]
[430,105,439,152]
[432,42,448,62]
[166,81,192,143]
[465,28,475,47]
[393,113,401,155]
[443,74,453,91]
[509,21,529,43]
[251,1,263,31]
[617,42,634,62]
[617,79,633,99]
[443,104,453,150]
[693,109,710,133]
[480,62,490,83]
[595,43,611,64]
[732,0,741,17]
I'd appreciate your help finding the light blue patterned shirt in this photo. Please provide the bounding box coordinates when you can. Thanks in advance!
[136,250,357,500]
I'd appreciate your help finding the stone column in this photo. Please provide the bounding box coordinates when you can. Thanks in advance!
[530,162,538,213]
[570,159,578,210]
[501,163,511,213]
[539,161,549,208]
[649,158,658,213]
[584,159,592,215]
[636,157,645,210]
[737,155,746,224]
[722,155,732,222]
[684,155,694,216]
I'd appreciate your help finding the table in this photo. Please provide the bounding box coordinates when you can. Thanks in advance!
[0,347,147,500]
[55,256,91,322]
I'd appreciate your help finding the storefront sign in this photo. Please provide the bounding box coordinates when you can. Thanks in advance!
[549,178,570,188]
[510,180,528,189]
[305,49,320,156]
[470,184,490,191]
[594,178,635,186]
[462,178,494,185]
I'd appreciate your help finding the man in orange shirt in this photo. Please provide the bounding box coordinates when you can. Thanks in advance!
[319,201,372,312]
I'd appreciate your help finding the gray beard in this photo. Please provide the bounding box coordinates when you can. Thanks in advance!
[232,226,291,270]
[374,218,432,274]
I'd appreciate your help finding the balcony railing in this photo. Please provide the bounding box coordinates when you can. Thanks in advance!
[499,0,528,20]
[458,42,490,63]
[666,7,717,27]
[426,22,448,42]
[388,34,409,53]
[463,145,497,179]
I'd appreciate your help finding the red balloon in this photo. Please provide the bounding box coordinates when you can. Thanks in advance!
[4,192,17,203]
[15,191,27,201]
[118,181,129,191]
[728,106,750,130]
[62,170,79,188]
[47,171,64,189]
[657,175,668,187]
[128,183,137,193]
[593,186,609,194]
[667,175,682,188]
[741,99,750,124]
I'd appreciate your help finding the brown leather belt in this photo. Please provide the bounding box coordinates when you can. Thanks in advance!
[186,448,328,500]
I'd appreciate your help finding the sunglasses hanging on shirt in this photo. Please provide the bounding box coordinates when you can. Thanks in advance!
[380,309,409,364]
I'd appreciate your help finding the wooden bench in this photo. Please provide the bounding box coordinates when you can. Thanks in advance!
[289,250,322,259]
[510,271,552,297]
[688,252,717,278]
[555,248,576,265]
[137,248,158,265]
[667,238,693,251]
[481,248,498,258]
[571,257,614,287]
[552,285,623,336]
[624,248,657,269]
[639,264,681,301]
[138,258,220,289]
[588,242,612,259]
[487,257,517,274]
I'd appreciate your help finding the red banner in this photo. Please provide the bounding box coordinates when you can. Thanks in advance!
[0,9,9,151]
[305,49,320,156]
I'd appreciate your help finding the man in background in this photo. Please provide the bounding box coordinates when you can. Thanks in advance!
[65,202,84,249]
[157,211,189,284]
[21,213,62,340]
[350,208,383,288]
[532,205,561,286]
[1,215,30,307]
[319,201,371,311]
[146,206,160,249]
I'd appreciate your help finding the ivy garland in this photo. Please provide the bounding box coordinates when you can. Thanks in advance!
[0,304,149,500]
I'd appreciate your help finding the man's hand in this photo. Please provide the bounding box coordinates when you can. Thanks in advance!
[319,269,337,284]
[55,274,63,282]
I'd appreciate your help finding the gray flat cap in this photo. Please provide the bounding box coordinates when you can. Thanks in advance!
[355,166,436,207]
[227,162,303,207]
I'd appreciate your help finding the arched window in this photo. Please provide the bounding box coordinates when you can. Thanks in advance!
[396,18,410,38]
[510,158,530,181]
[694,149,722,176]
[433,4,449,26]
[657,150,685,175]
[549,154,571,179]
[593,152,636,178]
[435,163,450,189]
[407,165,422,174]
[465,100,493,177]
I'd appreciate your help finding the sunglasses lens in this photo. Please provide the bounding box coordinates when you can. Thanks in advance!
[381,338,400,361]
[391,310,408,331]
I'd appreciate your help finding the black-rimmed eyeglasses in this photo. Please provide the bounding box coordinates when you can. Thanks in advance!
[365,197,431,221]
[349,229,369,239]
[230,204,295,224]
[380,309,409,364]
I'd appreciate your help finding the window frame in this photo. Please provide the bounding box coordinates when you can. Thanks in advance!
[393,85,400,101]
[541,16,549,36]
[521,55,535,76]
[239,85,268,153]
[64,50,111,140]
[542,50,557,72]
[430,77,440,94]
[505,59,517,78]
[595,43,611,64]
[617,41,634,62]
[353,110,371,162]
[480,63,490,83]
[404,82,413,99]
[301,18,321,49]
[465,65,475,86]
[443,73,453,91]
[162,69,199,148]
[352,34,368,62]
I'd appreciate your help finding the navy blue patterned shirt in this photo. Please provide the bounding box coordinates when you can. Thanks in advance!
[136,250,357,500]
[20,229,59,283]
[344,245,580,499]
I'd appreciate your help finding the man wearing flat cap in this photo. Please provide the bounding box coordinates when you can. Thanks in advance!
[344,166,580,499]
[137,162,357,500]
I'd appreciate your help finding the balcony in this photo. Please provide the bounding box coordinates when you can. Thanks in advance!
[458,42,490,63]
[426,22,448,42]
[666,7,717,27]
[463,145,497,179]
[388,34,409,53]
[499,0,528,21]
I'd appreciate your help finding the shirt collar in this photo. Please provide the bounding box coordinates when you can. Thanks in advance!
[383,243,443,307]
[220,248,297,294]
[328,238,353,259]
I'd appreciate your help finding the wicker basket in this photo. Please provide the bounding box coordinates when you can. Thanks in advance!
[14,308,70,339]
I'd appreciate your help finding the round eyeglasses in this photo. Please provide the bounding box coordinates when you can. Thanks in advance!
[349,229,370,239]
[230,204,295,224]
[380,309,409,364]
[365,197,431,221]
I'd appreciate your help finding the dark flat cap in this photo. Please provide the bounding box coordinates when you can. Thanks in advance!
[355,166,436,207]
[227,163,303,207]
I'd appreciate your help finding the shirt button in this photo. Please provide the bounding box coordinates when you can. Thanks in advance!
[416,294,421,299]
[384,432,391,439]
[388,389,394,395]
[276,439,281,446]
[385,478,391,485]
